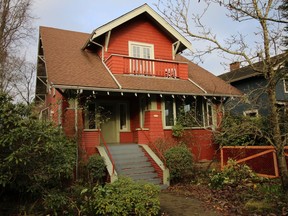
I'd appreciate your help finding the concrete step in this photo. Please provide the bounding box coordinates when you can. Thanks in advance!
[108,144,141,154]
[113,155,149,164]
[115,161,153,172]
[119,166,155,175]
[111,151,145,159]
[125,172,159,181]
[108,144,163,186]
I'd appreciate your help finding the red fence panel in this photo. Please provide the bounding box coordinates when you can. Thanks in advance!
[221,146,288,178]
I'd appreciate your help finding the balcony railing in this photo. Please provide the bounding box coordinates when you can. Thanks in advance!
[105,54,188,79]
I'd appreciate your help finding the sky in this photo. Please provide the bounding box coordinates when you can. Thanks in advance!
[27,0,262,75]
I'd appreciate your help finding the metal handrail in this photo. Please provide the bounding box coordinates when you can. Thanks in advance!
[141,129,167,168]
[99,131,115,174]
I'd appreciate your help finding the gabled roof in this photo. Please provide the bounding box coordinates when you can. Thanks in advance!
[38,26,241,97]
[83,4,191,52]
[219,54,287,83]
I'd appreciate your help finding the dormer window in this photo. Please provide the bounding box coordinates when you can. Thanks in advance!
[129,41,154,59]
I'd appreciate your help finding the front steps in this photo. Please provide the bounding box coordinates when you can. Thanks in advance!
[108,144,162,185]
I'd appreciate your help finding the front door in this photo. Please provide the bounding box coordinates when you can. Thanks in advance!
[98,103,119,144]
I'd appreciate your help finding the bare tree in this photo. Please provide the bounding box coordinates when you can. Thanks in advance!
[0,0,35,94]
[156,0,288,192]
[280,0,288,45]
[13,60,35,104]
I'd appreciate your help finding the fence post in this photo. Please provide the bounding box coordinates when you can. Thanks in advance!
[220,147,224,170]
[273,150,279,177]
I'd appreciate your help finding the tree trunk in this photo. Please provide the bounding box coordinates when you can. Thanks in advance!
[267,78,288,193]
[276,147,288,192]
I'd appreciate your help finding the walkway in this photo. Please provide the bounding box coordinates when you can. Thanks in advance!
[160,191,221,216]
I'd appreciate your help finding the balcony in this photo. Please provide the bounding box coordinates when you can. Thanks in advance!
[105,54,188,80]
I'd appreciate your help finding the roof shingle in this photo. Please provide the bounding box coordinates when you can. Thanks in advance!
[39,26,242,97]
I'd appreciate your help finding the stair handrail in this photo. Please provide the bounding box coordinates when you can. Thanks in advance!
[99,131,115,174]
[142,129,167,168]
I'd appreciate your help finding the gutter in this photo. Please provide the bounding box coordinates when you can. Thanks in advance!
[51,84,242,98]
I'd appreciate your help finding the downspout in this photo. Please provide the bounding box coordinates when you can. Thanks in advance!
[89,39,122,89]
[75,98,79,179]
[89,39,104,61]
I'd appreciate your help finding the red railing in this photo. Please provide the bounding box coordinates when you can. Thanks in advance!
[105,54,187,78]
[123,56,178,78]
[99,131,115,174]
[141,129,167,168]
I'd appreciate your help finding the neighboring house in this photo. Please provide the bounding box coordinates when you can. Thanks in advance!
[35,4,241,181]
[219,54,288,118]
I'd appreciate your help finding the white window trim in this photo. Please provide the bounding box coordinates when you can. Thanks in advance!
[284,77,288,93]
[243,109,259,117]
[162,97,214,129]
[162,97,176,129]
[204,102,215,129]
[128,41,155,59]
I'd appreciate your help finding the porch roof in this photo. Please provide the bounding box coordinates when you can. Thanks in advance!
[38,26,242,97]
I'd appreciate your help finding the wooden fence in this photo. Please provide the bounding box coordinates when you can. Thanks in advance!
[221,146,288,178]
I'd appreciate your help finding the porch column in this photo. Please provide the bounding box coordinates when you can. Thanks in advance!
[144,95,164,142]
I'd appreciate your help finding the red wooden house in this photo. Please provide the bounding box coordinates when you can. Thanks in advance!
[35,4,241,185]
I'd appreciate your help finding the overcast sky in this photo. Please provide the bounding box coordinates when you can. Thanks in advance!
[28,0,260,75]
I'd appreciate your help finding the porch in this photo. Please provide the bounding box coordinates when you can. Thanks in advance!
[73,91,220,161]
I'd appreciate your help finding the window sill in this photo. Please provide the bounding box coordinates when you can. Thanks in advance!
[83,129,101,132]
[135,128,149,131]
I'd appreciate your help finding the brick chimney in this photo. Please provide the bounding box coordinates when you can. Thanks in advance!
[230,62,240,71]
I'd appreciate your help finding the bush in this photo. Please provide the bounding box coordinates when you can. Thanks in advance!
[0,93,76,194]
[42,189,71,215]
[172,123,184,138]
[164,146,194,184]
[71,177,159,216]
[209,159,259,189]
[42,177,160,216]
[87,154,107,184]
[214,114,270,146]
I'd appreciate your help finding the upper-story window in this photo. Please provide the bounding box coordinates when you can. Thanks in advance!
[243,109,258,117]
[129,41,154,59]
[284,77,288,93]
[129,41,155,76]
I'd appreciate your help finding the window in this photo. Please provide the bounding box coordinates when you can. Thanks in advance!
[284,77,288,93]
[129,41,154,75]
[175,97,204,127]
[243,109,258,117]
[205,102,213,127]
[119,103,128,131]
[85,102,129,131]
[129,41,154,59]
[139,96,150,128]
[164,97,175,127]
[85,103,96,129]
[163,96,213,128]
